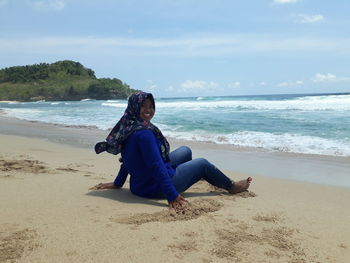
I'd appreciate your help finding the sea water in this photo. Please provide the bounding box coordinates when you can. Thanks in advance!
[1,93,350,157]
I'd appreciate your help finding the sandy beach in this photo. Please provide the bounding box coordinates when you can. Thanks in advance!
[1,118,350,262]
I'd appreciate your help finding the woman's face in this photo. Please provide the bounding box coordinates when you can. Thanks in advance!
[140,98,155,121]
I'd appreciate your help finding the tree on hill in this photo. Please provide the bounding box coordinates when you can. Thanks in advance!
[0,60,138,101]
[0,60,95,84]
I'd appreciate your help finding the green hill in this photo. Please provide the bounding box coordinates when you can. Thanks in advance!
[0,60,137,101]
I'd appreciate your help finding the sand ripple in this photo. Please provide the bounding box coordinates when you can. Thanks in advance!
[0,159,49,174]
[0,229,38,262]
[111,198,224,225]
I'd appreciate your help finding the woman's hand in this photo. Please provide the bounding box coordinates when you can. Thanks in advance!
[168,195,188,212]
[89,182,119,190]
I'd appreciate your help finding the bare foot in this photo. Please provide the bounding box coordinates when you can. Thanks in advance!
[228,177,252,194]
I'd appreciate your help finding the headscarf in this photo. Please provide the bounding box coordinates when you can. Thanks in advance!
[94,92,170,162]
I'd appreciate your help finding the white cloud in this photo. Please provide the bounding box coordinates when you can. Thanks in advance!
[1,34,350,57]
[312,73,336,82]
[295,14,324,24]
[147,85,157,92]
[312,73,337,82]
[259,82,267,86]
[145,80,157,92]
[273,0,301,4]
[0,0,8,7]
[229,82,241,88]
[167,86,175,92]
[312,73,350,82]
[180,80,218,91]
[276,80,303,87]
[33,0,66,11]
[276,82,288,87]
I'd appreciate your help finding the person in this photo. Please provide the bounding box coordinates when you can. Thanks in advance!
[93,92,252,212]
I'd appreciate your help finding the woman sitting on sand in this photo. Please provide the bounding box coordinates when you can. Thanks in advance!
[93,92,252,211]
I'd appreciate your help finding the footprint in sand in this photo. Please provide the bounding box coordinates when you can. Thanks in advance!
[111,198,224,225]
[211,221,310,262]
[74,163,94,168]
[167,231,201,259]
[338,243,347,249]
[0,159,49,174]
[253,212,283,223]
[55,163,94,173]
[55,163,80,173]
[0,174,17,179]
[167,239,198,259]
[0,228,38,262]
[55,167,80,172]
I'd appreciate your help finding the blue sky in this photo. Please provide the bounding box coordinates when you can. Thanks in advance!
[0,0,349,97]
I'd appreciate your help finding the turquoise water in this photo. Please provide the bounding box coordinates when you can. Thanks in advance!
[1,93,350,157]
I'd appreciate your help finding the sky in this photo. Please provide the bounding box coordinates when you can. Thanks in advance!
[0,0,349,98]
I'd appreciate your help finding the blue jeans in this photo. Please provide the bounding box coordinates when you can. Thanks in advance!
[169,146,234,193]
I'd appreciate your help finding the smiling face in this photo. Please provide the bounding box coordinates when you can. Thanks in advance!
[140,98,155,121]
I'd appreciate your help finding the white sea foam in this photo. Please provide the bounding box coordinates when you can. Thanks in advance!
[163,130,350,157]
[155,95,350,111]
[100,94,350,111]
[3,108,44,117]
[101,102,127,108]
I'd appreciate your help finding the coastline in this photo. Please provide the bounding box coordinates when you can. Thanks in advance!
[1,130,349,262]
[1,114,349,188]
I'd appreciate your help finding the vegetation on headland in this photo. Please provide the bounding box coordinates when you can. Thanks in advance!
[0,60,138,101]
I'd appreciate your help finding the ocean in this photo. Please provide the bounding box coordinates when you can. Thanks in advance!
[1,93,350,157]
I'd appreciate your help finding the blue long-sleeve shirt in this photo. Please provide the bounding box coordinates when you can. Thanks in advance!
[113,129,178,202]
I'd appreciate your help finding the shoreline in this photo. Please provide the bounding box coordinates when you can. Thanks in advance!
[0,114,350,188]
[1,113,349,158]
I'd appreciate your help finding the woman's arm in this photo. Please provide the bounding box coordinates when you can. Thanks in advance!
[137,130,179,202]
[114,163,128,187]
[90,164,128,190]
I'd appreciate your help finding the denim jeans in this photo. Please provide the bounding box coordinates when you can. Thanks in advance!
[169,146,234,193]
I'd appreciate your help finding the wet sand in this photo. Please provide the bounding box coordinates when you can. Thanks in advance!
[1,114,350,188]
[1,117,350,262]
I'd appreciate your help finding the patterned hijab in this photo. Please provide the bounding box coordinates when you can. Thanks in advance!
[95,92,170,162]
